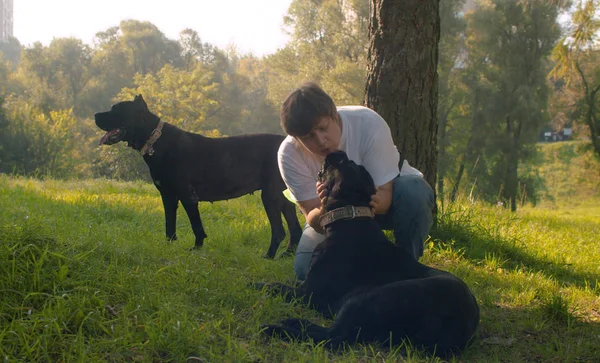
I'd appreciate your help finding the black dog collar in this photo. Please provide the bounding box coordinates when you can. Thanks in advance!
[140,120,165,156]
[319,206,374,228]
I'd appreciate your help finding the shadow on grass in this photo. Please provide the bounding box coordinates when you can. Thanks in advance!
[431,206,600,293]
[468,302,600,362]
[457,265,600,362]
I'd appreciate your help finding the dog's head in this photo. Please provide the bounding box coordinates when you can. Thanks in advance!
[94,94,156,148]
[318,150,377,211]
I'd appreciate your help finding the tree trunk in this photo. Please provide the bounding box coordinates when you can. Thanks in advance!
[586,87,600,159]
[436,104,453,208]
[364,0,440,191]
[575,61,600,159]
[450,155,466,203]
[503,115,522,212]
[503,156,518,212]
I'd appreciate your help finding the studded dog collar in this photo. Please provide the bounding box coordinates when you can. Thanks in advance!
[319,205,374,228]
[140,120,165,156]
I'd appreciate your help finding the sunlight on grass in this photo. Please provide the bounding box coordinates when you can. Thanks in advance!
[1,174,599,362]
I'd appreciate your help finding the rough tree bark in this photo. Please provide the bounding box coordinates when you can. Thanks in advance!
[364,0,440,191]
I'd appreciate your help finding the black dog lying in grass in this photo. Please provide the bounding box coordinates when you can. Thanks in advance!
[94,95,302,258]
[255,150,480,356]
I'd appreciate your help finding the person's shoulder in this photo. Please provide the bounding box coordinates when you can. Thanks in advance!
[338,106,386,129]
[278,135,302,157]
[337,105,378,116]
[278,134,294,152]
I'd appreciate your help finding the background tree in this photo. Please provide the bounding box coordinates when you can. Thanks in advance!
[118,63,219,133]
[82,20,185,117]
[551,0,600,158]
[46,38,92,114]
[83,26,134,115]
[0,36,21,66]
[119,20,183,75]
[436,0,468,206]
[364,0,440,190]
[15,42,55,113]
[0,0,587,202]
[233,55,282,134]
[463,0,565,211]
[266,0,370,106]
[0,97,83,177]
[179,28,216,70]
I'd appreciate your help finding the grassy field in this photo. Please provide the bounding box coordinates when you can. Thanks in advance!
[525,140,600,208]
[0,142,599,362]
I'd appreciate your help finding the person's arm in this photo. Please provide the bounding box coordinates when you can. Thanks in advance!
[360,115,399,215]
[370,180,393,215]
[296,181,330,234]
[298,198,325,234]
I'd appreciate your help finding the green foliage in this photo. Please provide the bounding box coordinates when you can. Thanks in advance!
[0,18,287,179]
[0,97,88,178]
[266,0,369,105]
[0,0,594,207]
[0,36,21,66]
[0,1,380,180]
[550,0,600,158]
[119,64,219,133]
[436,0,469,204]
[179,28,217,70]
[91,145,151,182]
[118,20,184,75]
[530,141,600,206]
[47,38,92,112]
[442,0,568,211]
[0,175,599,361]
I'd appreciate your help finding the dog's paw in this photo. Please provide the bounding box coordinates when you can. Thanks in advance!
[249,282,267,290]
[279,318,316,330]
[260,324,295,341]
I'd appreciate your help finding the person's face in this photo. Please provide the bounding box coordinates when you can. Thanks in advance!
[296,116,342,158]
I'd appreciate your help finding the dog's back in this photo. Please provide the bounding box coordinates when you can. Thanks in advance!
[300,219,480,355]
[158,127,287,201]
[329,273,479,355]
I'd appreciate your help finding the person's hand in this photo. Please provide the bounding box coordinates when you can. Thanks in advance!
[369,187,380,215]
[316,180,328,207]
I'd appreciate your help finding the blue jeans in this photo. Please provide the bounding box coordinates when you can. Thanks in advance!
[294,174,435,281]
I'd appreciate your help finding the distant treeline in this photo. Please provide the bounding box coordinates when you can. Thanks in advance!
[0,0,598,211]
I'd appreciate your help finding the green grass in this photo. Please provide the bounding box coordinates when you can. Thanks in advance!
[529,141,600,208]
[1,175,599,362]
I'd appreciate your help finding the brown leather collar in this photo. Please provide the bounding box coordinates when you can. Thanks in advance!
[140,120,165,156]
[319,205,374,228]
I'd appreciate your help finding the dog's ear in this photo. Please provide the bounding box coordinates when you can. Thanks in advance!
[133,94,147,109]
[358,165,377,196]
[322,169,342,207]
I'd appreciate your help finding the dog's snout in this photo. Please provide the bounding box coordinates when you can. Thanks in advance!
[94,112,104,121]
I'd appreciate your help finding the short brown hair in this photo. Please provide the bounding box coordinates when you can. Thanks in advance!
[280,82,338,137]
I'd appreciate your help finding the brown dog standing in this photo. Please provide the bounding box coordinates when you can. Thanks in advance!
[94,94,302,258]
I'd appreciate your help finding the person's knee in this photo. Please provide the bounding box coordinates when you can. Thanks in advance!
[390,175,435,259]
[294,251,312,281]
[293,226,326,280]
[391,175,435,211]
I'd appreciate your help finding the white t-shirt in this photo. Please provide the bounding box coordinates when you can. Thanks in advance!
[278,106,423,202]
